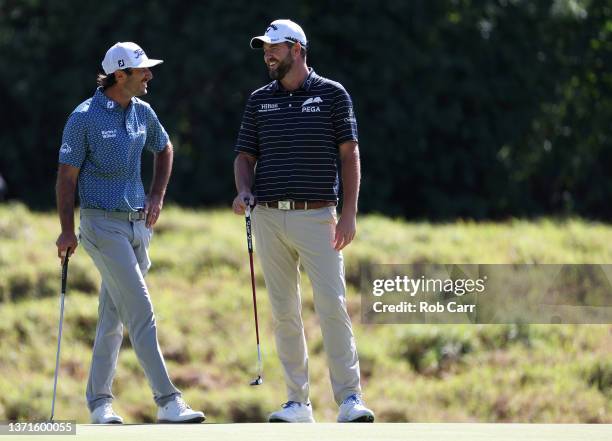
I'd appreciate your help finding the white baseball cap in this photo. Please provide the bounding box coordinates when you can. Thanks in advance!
[250,19,307,49]
[101,42,163,75]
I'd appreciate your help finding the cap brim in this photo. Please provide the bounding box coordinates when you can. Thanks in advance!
[250,37,307,50]
[136,59,164,68]
[250,36,270,49]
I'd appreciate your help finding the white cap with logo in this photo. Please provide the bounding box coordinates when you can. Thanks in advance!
[101,42,164,75]
[250,19,307,49]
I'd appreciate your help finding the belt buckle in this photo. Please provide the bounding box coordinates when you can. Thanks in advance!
[129,211,143,221]
[278,200,292,210]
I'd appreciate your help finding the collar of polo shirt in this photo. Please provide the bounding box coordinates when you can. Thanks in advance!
[271,68,317,94]
[94,87,136,112]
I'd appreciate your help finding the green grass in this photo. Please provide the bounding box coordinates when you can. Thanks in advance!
[0,202,610,423]
[5,423,612,441]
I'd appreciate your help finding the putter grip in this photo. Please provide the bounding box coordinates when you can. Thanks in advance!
[61,249,70,293]
[245,215,253,253]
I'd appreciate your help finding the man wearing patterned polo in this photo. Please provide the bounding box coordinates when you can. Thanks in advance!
[55,42,204,425]
[232,20,375,423]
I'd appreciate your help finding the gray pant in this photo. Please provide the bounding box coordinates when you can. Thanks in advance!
[79,210,180,411]
[252,205,361,405]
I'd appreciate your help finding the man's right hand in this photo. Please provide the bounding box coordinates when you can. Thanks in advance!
[56,231,78,261]
[232,191,255,215]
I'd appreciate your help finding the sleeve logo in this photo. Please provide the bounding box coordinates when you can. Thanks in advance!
[344,107,356,123]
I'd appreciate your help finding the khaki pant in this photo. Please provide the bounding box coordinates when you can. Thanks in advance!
[252,205,361,405]
[79,211,181,411]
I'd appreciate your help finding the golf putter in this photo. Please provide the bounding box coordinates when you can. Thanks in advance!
[50,248,70,421]
[244,202,263,386]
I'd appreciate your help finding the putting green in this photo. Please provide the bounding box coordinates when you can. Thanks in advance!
[3,423,611,441]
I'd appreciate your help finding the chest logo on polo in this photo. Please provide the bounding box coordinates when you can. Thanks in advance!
[259,103,280,112]
[129,125,146,136]
[101,129,117,139]
[302,96,322,112]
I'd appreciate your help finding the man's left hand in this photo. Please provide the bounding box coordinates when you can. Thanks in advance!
[333,212,357,251]
[145,193,164,228]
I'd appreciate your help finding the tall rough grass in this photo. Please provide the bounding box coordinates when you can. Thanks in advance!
[0,203,610,422]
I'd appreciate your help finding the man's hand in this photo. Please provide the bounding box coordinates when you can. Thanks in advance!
[232,191,255,215]
[56,231,78,262]
[145,193,164,228]
[333,212,357,251]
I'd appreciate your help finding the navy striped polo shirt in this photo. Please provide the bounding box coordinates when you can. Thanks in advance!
[235,69,358,202]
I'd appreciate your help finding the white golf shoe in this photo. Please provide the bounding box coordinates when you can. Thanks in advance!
[268,401,315,422]
[337,394,375,422]
[90,403,123,424]
[157,396,205,424]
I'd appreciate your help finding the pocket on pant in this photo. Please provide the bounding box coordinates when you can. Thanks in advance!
[135,222,153,274]
[317,207,337,248]
[309,206,337,225]
[328,206,338,224]
[328,217,337,249]
[79,217,99,250]
[145,223,153,244]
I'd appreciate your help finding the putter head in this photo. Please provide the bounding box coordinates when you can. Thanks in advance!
[250,375,263,386]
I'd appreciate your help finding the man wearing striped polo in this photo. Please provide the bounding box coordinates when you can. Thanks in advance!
[232,20,375,423]
[55,42,204,424]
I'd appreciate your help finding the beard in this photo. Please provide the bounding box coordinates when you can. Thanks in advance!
[268,53,293,80]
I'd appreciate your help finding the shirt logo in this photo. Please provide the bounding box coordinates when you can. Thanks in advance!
[302,96,322,112]
[302,97,323,106]
[258,103,280,113]
[107,101,114,109]
[344,107,356,123]
[303,75,314,90]
[129,125,146,136]
[101,129,117,139]
[60,143,71,154]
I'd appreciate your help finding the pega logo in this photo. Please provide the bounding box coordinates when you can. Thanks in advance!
[302,96,323,112]
[302,97,323,106]
[133,49,145,59]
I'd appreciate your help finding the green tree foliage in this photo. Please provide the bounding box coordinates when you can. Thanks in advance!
[0,0,609,219]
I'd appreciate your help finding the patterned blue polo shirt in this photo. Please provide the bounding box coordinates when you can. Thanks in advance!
[235,69,358,202]
[58,87,169,211]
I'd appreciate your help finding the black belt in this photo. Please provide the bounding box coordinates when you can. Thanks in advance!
[258,200,336,210]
